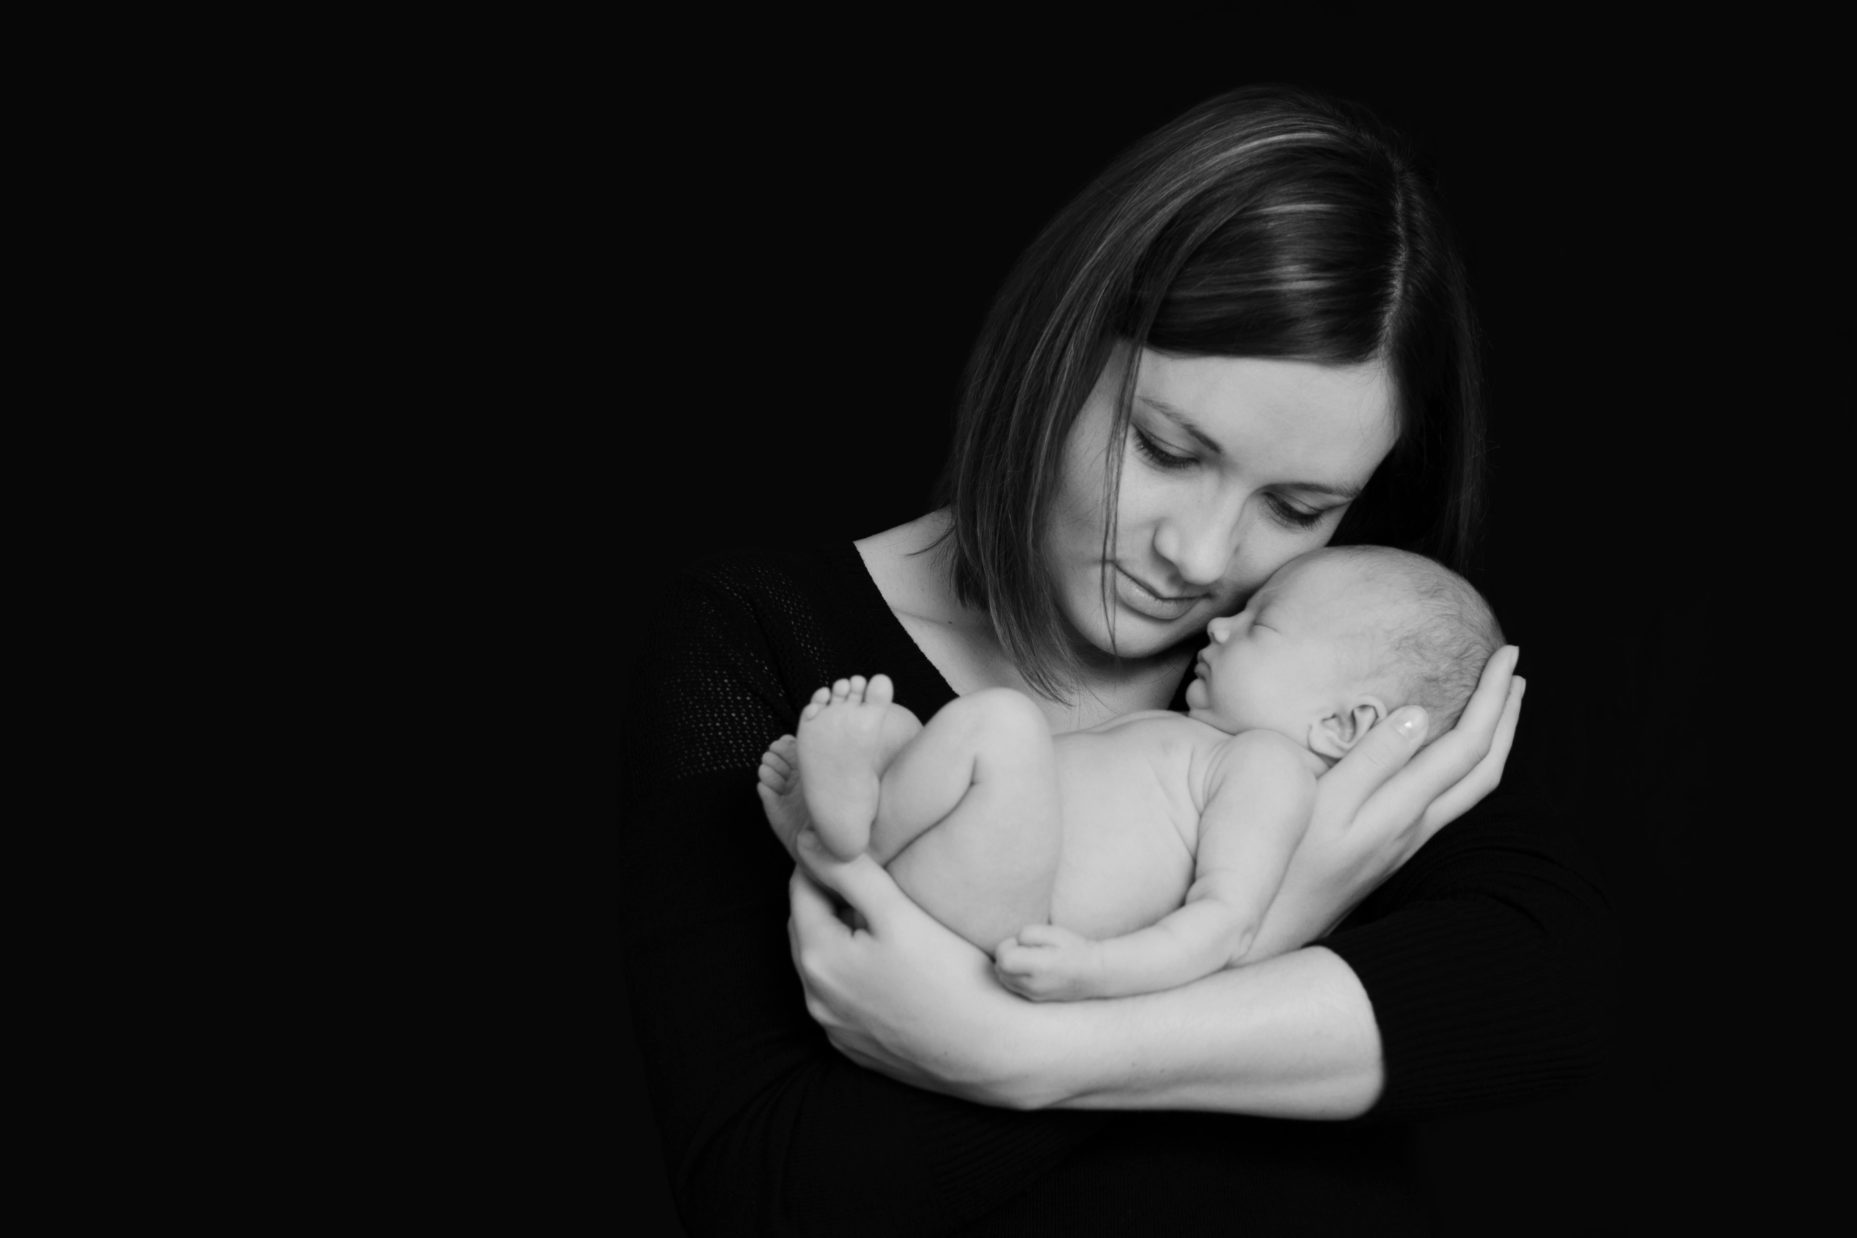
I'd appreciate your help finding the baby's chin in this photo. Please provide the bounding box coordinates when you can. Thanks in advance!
[1183,684,1231,729]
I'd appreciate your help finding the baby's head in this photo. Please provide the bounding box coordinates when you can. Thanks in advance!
[1184,546,1503,761]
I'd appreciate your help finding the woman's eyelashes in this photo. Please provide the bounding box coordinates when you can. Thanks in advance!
[1265,496,1328,529]
[1130,428,1332,529]
[1131,426,1195,471]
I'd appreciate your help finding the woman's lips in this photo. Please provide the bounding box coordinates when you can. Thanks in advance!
[1112,566,1205,623]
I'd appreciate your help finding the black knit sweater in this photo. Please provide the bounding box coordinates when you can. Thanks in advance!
[620,542,1615,1236]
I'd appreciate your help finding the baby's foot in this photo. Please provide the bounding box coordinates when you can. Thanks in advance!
[756,734,811,857]
[795,674,916,859]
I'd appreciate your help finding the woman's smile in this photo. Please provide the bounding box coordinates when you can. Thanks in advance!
[1111,564,1209,623]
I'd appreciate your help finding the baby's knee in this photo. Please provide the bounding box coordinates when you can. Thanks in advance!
[947,687,1048,746]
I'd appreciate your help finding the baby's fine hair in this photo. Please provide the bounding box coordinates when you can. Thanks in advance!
[1322,546,1504,738]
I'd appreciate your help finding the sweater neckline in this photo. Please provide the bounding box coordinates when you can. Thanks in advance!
[830,539,962,712]
[827,540,1194,716]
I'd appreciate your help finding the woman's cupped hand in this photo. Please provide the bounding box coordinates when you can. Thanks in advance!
[1247,644,1525,956]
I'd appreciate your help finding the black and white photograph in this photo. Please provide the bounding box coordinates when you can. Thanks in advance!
[618,50,1777,1235]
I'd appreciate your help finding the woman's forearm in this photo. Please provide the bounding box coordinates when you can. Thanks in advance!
[1002,946,1382,1118]
[797,837,1386,1120]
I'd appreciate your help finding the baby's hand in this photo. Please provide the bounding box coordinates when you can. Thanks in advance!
[994,924,1100,1002]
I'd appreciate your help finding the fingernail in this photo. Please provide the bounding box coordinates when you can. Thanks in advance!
[1394,707,1427,738]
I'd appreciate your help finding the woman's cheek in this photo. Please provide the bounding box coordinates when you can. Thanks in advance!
[1107,466,1164,548]
[1232,523,1320,596]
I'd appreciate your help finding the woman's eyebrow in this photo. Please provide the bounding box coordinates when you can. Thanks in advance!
[1135,394,1365,500]
[1137,395,1225,454]
[1283,479,1365,501]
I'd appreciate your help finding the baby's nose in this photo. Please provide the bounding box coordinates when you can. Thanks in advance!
[1206,616,1230,643]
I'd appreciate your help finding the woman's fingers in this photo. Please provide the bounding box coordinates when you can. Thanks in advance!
[1420,676,1525,831]
[1317,703,1431,822]
[1448,645,1519,749]
[1396,646,1518,798]
[789,866,848,954]
[796,835,916,933]
[1367,648,1520,852]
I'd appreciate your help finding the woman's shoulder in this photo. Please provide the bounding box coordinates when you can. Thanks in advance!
[627,541,885,782]
[664,541,876,632]
[678,540,861,596]
[651,539,917,684]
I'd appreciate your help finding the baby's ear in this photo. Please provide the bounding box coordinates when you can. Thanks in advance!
[1307,697,1391,760]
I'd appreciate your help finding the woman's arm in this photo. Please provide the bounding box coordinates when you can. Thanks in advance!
[788,649,1611,1119]
[792,845,1382,1117]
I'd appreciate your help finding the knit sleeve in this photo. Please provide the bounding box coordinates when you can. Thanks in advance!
[619,558,1103,1237]
[1320,742,1619,1121]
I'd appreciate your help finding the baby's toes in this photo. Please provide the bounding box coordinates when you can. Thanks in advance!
[759,741,794,778]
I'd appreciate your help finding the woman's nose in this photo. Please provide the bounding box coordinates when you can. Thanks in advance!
[1155,504,1245,588]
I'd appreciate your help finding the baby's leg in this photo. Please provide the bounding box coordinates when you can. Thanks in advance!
[875,688,1061,951]
[795,675,924,859]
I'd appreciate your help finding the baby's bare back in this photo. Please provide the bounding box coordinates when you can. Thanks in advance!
[1046,712,1232,939]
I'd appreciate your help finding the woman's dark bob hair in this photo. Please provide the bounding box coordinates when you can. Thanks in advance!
[935,83,1486,699]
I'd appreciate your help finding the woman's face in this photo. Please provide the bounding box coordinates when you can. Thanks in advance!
[1043,346,1397,664]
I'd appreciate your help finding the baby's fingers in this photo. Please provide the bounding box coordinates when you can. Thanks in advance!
[1009,923,1080,950]
[993,943,1052,990]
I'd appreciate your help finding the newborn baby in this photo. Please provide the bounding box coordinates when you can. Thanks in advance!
[759,545,1502,1000]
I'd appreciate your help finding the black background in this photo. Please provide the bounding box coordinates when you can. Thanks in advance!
[619,49,1773,1235]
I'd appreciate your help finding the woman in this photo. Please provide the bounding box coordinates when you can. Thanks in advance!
[622,84,1613,1234]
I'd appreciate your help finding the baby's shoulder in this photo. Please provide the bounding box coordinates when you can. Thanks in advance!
[1074,710,1213,749]
[1064,711,1211,770]
[1204,728,1322,784]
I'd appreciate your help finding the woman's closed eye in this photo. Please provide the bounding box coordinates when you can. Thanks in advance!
[1134,427,1333,528]
[1264,495,1328,529]
[1131,426,1195,471]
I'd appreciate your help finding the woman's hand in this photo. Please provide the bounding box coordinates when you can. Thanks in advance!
[1248,645,1526,957]
[782,647,1523,1102]
[787,834,1049,1106]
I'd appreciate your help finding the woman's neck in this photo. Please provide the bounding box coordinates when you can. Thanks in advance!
[856,511,1191,732]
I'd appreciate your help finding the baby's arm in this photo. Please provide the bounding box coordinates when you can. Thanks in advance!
[996,729,1316,1001]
